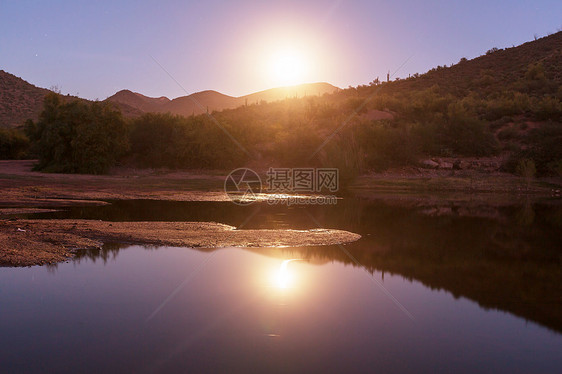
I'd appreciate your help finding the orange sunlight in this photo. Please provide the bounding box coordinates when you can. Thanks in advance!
[267,47,310,86]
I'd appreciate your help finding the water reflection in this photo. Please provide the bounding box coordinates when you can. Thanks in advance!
[33,197,562,333]
[4,245,559,373]
[273,259,301,289]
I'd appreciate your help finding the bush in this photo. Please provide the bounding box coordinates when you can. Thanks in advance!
[504,122,562,176]
[516,158,536,188]
[497,126,519,141]
[359,121,419,170]
[416,103,497,156]
[0,128,29,159]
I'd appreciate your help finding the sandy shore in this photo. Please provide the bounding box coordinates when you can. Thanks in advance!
[0,219,361,266]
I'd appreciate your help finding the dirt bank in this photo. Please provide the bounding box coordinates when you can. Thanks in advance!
[0,160,228,207]
[0,219,361,267]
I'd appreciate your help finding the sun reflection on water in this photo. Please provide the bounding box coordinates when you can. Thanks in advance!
[272,259,301,290]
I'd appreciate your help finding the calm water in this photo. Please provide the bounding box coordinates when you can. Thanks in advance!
[1,198,561,373]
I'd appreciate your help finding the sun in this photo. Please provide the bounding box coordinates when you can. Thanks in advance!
[268,48,309,87]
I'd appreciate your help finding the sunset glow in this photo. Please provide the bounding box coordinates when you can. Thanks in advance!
[272,259,301,289]
[268,48,310,86]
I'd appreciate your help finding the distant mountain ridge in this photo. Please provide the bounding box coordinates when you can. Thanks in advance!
[106,82,339,117]
[108,89,170,113]
[0,71,338,127]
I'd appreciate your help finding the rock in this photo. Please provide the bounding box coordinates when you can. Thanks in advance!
[439,161,453,169]
[421,159,439,169]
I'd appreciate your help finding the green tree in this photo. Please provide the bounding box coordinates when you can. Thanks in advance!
[27,93,128,174]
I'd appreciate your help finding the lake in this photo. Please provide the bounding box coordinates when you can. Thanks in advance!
[1,198,561,373]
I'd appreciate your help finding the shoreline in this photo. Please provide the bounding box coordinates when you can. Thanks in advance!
[0,219,361,267]
[1,160,560,267]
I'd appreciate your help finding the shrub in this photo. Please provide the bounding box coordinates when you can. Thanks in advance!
[497,126,519,141]
[505,122,562,176]
[0,128,29,159]
[516,158,536,188]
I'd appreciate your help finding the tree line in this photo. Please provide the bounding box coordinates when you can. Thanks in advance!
[3,59,561,177]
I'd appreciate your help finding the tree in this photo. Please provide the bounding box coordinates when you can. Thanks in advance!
[26,93,128,174]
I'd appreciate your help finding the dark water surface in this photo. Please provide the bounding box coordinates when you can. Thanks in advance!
[1,198,561,373]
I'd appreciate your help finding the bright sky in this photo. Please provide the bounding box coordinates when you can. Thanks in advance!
[1,0,560,100]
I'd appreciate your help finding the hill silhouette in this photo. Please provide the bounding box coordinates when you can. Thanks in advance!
[0,69,337,127]
[106,82,339,116]
[107,89,170,113]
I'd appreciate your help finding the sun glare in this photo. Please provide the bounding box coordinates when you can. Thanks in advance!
[268,48,309,86]
[273,259,301,289]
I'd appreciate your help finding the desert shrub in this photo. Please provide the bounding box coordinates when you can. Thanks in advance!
[525,62,546,81]
[489,116,513,131]
[497,126,519,141]
[484,92,531,120]
[516,158,536,177]
[321,131,365,186]
[502,142,521,153]
[271,121,322,166]
[546,159,562,177]
[505,121,562,176]
[516,158,536,188]
[532,96,562,120]
[416,103,497,156]
[358,121,419,171]
[0,128,29,159]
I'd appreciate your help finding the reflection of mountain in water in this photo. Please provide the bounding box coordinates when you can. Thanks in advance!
[38,198,562,333]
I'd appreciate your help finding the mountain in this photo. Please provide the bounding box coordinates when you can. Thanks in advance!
[242,82,339,105]
[107,89,170,113]
[106,82,339,117]
[382,31,561,95]
[0,67,338,127]
[0,70,49,127]
[161,90,237,117]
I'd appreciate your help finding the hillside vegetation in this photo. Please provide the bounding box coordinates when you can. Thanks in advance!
[10,32,562,177]
[0,70,49,127]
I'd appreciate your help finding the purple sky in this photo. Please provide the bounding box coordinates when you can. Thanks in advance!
[1,0,560,100]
